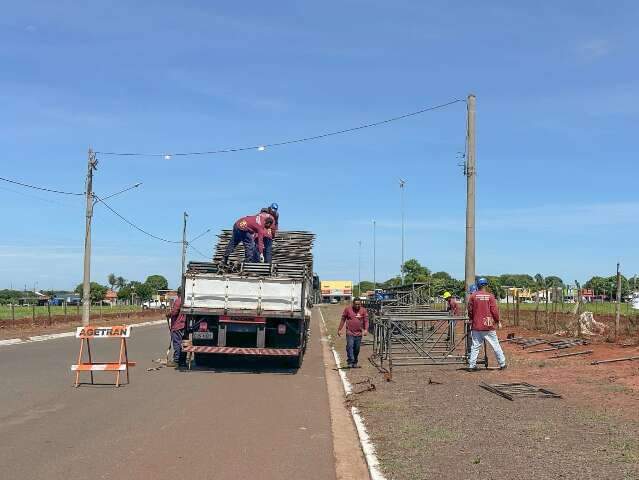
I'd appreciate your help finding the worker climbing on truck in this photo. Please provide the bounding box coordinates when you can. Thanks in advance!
[259,203,279,263]
[223,212,274,264]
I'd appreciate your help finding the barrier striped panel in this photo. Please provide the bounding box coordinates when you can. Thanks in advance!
[183,345,299,356]
[71,362,136,371]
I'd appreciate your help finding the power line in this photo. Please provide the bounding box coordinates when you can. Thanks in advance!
[95,98,465,157]
[94,194,182,244]
[0,175,84,196]
[188,244,210,260]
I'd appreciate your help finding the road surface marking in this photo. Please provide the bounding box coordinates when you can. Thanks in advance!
[0,319,165,348]
[318,307,386,480]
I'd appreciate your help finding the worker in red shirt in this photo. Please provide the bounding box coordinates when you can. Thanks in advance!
[338,298,369,368]
[167,287,186,368]
[467,278,507,371]
[223,213,274,263]
[443,291,460,341]
[259,203,279,263]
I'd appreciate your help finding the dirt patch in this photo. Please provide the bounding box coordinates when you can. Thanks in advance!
[321,305,639,480]
[0,310,163,340]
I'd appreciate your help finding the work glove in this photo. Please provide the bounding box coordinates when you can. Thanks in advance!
[259,253,265,263]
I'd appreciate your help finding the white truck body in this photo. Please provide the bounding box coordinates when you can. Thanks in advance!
[184,273,311,318]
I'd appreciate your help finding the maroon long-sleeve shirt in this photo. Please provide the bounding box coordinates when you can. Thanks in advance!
[467,290,500,331]
[339,306,369,336]
[447,297,461,316]
[169,296,186,331]
[235,214,272,254]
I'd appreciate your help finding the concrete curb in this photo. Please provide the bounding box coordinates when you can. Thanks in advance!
[0,319,166,347]
[318,307,386,480]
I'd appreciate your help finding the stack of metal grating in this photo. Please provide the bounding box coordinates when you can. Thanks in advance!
[186,230,315,279]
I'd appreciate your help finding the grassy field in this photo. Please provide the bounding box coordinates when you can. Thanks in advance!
[504,301,638,317]
[0,304,144,320]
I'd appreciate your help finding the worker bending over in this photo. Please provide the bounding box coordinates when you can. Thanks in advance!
[467,277,507,371]
[223,213,274,263]
[338,298,369,368]
[259,203,279,263]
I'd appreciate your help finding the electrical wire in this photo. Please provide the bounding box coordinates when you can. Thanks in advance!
[188,228,211,244]
[188,244,211,260]
[0,176,84,195]
[94,194,182,244]
[95,98,465,157]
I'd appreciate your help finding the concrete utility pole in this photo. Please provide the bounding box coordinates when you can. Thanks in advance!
[372,220,377,292]
[82,148,98,326]
[616,262,621,339]
[181,211,188,277]
[464,94,477,296]
[399,179,406,285]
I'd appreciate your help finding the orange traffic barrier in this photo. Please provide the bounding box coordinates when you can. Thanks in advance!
[71,325,136,387]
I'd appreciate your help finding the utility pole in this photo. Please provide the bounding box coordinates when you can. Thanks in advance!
[615,262,621,339]
[357,240,362,298]
[372,220,377,293]
[181,211,189,277]
[399,179,406,285]
[464,94,476,296]
[82,148,98,326]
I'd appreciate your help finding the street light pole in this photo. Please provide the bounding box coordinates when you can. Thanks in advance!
[399,179,406,285]
[372,220,376,293]
[357,240,362,298]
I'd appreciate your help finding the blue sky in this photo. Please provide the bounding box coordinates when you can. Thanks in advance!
[1,1,637,290]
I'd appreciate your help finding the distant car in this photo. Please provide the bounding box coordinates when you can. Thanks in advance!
[330,298,338,304]
[142,300,168,310]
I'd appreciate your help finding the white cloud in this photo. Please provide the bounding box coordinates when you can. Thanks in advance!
[577,39,610,61]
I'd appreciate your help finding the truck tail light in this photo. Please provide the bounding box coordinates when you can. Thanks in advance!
[277,324,287,335]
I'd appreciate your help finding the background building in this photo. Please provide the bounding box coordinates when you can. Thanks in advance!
[320,280,353,303]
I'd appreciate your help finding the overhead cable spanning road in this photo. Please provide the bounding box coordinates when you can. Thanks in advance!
[95,98,465,157]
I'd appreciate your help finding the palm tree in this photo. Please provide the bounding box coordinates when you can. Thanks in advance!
[107,273,117,292]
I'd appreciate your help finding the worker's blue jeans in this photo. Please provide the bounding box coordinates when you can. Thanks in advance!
[264,237,273,263]
[346,335,362,366]
[224,226,258,262]
[468,330,506,368]
[171,329,186,365]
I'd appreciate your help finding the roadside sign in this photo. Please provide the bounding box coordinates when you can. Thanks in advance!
[71,324,136,387]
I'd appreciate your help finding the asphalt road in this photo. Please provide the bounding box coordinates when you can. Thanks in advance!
[0,313,336,480]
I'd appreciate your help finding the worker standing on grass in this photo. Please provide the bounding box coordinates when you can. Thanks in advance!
[467,278,507,371]
[259,203,279,263]
[337,298,369,368]
[167,288,186,368]
[223,213,274,263]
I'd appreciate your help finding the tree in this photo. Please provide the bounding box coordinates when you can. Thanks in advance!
[545,276,564,287]
[145,275,168,292]
[353,281,376,296]
[134,282,154,301]
[107,273,117,291]
[116,276,126,290]
[401,259,431,284]
[483,276,505,299]
[117,285,133,301]
[584,275,631,300]
[74,282,108,303]
[431,271,452,281]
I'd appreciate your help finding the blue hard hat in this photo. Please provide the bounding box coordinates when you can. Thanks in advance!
[270,202,279,211]
[469,284,478,293]
[477,277,488,287]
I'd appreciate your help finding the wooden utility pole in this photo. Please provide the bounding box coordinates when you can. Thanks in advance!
[464,94,477,295]
[82,148,98,326]
[616,262,621,339]
[181,211,188,277]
